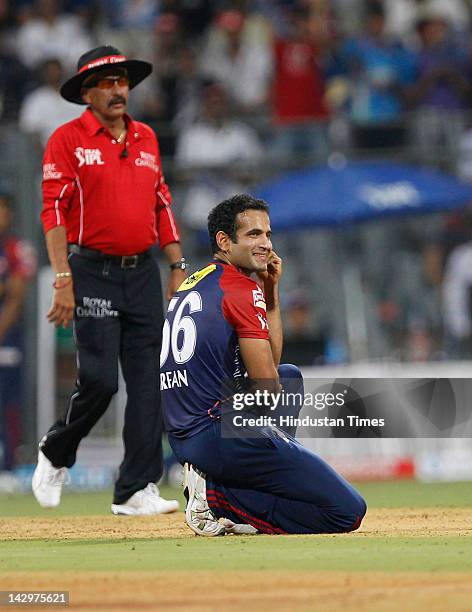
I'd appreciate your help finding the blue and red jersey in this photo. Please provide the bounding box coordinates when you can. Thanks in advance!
[0,235,36,346]
[0,236,36,305]
[161,261,269,437]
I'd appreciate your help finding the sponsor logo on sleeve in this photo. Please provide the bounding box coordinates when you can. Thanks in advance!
[252,287,266,310]
[43,163,62,180]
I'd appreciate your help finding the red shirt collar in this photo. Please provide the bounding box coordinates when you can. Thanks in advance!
[80,107,138,137]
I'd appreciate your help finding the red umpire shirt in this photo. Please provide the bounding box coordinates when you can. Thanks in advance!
[41,108,180,255]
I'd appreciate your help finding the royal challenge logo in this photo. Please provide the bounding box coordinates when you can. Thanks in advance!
[135,151,159,172]
[43,163,62,180]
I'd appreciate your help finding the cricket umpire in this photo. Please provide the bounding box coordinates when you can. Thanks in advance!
[32,45,187,515]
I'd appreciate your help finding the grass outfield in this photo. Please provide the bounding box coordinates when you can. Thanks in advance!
[1,479,472,517]
[2,535,472,573]
[1,481,472,610]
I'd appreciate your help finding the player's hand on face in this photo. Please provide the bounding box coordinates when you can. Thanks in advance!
[47,283,75,328]
[257,251,282,285]
[267,251,282,282]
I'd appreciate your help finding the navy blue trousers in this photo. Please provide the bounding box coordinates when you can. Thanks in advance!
[170,365,366,534]
[42,253,164,504]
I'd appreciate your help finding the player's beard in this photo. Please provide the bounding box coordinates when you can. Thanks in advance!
[251,252,268,272]
[236,255,267,276]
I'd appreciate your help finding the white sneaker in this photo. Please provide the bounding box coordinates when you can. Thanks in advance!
[32,447,69,508]
[111,483,179,516]
[183,463,226,537]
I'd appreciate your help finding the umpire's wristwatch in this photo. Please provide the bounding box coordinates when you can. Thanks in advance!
[169,258,188,270]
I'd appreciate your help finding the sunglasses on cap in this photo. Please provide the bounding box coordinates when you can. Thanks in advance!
[83,75,130,90]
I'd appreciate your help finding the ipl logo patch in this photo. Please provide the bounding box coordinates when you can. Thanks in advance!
[75,147,105,167]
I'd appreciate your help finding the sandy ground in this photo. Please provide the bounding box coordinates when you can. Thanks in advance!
[1,571,472,611]
[1,509,471,611]
[1,507,471,540]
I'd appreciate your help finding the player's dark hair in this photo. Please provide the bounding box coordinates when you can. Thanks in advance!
[208,194,269,254]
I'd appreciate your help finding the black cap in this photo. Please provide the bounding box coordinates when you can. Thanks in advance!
[60,45,152,104]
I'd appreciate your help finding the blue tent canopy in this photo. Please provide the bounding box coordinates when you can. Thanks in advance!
[255,161,472,230]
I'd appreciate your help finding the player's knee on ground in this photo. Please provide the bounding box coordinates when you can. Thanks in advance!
[338,491,367,533]
[347,494,367,531]
[317,489,367,534]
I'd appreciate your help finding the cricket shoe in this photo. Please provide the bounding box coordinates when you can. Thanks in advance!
[32,443,69,508]
[183,463,226,536]
[111,483,179,516]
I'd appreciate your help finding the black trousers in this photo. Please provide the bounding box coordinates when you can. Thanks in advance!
[41,252,164,504]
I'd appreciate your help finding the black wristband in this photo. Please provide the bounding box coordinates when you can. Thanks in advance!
[169,258,188,270]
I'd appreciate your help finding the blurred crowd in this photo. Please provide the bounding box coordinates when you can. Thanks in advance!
[2,0,472,365]
[0,0,469,158]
